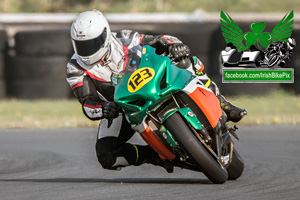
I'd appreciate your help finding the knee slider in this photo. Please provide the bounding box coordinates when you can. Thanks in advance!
[97,152,116,169]
[95,137,118,169]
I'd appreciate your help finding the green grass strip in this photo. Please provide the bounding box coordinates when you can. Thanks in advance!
[0,89,299,128]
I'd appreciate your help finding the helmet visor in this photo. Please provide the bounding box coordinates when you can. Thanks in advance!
[74,28,107,57]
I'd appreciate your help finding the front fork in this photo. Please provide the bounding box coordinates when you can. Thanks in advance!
[211,111,235,167]
[212,122,223,158]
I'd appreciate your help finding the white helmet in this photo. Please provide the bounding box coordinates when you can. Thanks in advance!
[71,10,111,65]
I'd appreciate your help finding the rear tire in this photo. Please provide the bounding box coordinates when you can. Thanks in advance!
[164,112,228,184]
[227,148,244,180]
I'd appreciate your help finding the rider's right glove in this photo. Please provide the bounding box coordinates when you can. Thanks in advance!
[102,101,119,119]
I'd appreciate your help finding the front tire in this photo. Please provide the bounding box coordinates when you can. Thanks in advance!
[164,112,228,184]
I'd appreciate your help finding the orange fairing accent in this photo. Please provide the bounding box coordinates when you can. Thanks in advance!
[189,87,222,128]
[140,125,176,160]
[199,61,205,72]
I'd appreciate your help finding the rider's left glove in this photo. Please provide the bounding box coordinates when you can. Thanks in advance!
[168,44,191,69]
[168,43,191,61]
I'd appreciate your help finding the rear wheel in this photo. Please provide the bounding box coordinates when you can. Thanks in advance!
[164,112,228,184]
[227,148,244,180]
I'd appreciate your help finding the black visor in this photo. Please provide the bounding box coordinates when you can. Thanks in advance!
[74,28,107,57]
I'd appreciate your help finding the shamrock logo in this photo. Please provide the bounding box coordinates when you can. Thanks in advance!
[220,11,294,51]
[243,22,272,49]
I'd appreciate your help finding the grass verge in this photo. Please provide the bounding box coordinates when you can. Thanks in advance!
[0,99,99,129]
[228,90,300,126]
[0,90,299,128]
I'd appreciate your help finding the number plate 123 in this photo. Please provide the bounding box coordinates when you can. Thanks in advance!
[127,67,155,93]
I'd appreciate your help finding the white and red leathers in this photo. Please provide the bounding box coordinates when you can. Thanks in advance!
[66,29,246,171]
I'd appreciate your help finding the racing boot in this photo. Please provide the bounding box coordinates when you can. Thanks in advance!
[218,95,247,123]
[134,145,174,173]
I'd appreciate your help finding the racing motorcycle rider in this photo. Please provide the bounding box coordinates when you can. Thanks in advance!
[66,10,247,173]
[261,37,296,67]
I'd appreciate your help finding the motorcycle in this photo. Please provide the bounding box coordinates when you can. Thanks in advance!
[262,51,285,67]
[111,45,244,184]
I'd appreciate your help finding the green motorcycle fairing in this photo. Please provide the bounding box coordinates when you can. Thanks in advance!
[159,107,202,148]
[113,45,193,125]
[162,107,202,130]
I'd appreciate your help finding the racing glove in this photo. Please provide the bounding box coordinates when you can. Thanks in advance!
[103,101,119,119]
[168,43,191,69]
[168,43,191,61]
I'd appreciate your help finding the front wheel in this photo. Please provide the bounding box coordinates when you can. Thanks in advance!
[164,112,228,184]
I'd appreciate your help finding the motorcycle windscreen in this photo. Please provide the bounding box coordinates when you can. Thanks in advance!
[188,87,222,128]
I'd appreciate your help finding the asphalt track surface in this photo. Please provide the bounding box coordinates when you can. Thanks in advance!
[0,125,300,200]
